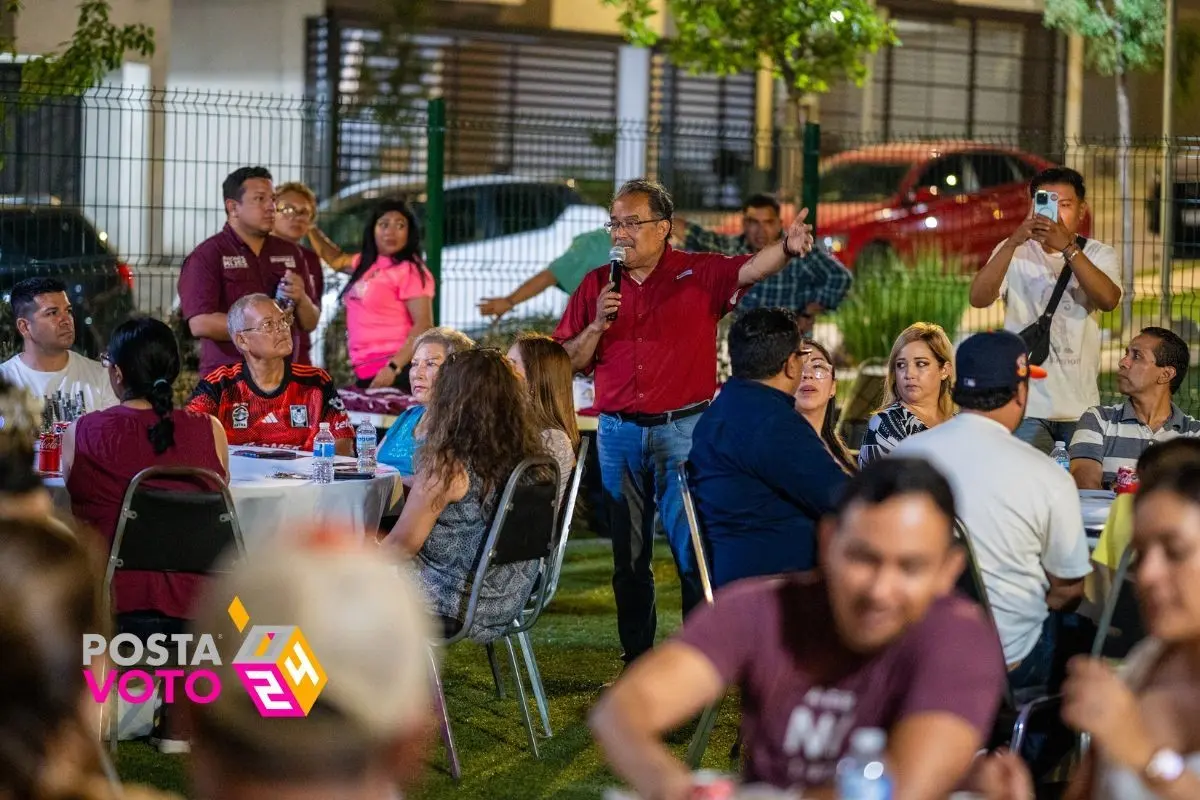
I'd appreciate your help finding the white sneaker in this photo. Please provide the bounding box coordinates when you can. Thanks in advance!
[150,737,191,755]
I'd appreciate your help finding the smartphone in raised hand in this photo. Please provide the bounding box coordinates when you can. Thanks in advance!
[1033,189,1059,222]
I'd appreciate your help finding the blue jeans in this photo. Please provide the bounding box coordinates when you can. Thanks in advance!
[1015,418,1077,455]
[597,412,703,663]
[1008,611,1095,694]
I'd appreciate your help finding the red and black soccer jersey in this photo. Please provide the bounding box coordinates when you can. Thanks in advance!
[187,361,354,451]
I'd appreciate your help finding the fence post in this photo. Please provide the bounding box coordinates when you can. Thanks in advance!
[801,121,821,233]
[426,96,446,326]
[1161,0,1178,324]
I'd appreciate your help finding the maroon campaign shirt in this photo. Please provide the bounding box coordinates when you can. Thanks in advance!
[552,245,749,415]
[676,575,1006,790]
[178,225,322,376]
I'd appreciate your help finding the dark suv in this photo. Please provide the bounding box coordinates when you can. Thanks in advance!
[0,203,135,360]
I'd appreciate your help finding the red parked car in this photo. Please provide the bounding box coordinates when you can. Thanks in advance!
[815,142,1064,270]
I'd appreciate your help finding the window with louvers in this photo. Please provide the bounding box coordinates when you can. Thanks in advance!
[306,17,621,196]
[649,54,758,211]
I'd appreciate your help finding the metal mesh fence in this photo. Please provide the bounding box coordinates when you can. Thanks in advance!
[3,82,1198,416]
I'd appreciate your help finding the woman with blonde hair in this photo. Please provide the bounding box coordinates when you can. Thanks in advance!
[858,322,955,467]
[507,333,579,501]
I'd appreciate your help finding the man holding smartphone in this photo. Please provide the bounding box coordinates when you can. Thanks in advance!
[969,167,1122,454]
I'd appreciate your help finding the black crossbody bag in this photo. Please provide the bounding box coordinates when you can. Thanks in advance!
[1017,235,1087,366]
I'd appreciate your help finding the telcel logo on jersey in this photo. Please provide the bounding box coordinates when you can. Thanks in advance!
[82,596,327,717]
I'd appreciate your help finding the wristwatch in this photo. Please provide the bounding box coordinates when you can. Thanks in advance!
[1062,243,1082,262]
[1144,747,1186,785]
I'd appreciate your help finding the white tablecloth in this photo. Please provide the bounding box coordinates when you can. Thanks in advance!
[46,448,402,552]
[1080,489,1116,534]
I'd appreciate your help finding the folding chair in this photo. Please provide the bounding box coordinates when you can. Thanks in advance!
[835,357,887,450]
[99,466,245,751]
[431,457,560,780]
[500,436,590,738]
[677,461,721,769]
[1090,545,1144,660]
[954,517,1066,767]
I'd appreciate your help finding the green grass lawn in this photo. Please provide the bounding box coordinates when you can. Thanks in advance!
[115,538,742,799]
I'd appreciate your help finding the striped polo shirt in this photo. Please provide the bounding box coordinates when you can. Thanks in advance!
[1069,400,1200,487]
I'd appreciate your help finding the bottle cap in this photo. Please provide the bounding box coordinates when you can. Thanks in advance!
[319,422,331,429]
[1055,441,1066,448]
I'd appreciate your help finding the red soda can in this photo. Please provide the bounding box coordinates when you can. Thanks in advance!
[36,429,61,473]
[1115,466,1139,495]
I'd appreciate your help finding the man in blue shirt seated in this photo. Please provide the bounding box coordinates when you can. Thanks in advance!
[689,307,850,588]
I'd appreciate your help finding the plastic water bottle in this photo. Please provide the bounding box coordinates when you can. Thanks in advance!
[1051,440,1070,472]
[312,422,335,484]
[836,728,893,800]
[355,418,377,473]
[274,265,296,311]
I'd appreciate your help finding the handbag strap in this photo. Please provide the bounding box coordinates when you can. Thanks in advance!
[1038,235,1087,323]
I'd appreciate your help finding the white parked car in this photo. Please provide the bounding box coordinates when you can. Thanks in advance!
[311,174,609,366]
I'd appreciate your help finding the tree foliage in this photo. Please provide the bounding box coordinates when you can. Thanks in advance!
[2,0,155,96]
[601,0,897,99]
[343,0,432,128]
[1043,0,1164,77]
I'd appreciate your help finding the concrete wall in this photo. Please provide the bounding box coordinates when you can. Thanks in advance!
[14,0,172,85]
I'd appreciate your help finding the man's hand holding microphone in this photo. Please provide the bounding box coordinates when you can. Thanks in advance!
[590,245,626,334]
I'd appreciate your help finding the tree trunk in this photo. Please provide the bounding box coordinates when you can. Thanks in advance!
[1116,71,1135,335]
[778,91,804,196]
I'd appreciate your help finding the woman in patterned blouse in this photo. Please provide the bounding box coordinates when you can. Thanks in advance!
[858,322,956,468]
[384,348,555,642]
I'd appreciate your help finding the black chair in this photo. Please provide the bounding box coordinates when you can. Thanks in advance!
[953,516,1062,734]
[1091,545,1145,660]
[100,466,245,750]
[502,436,590,738]
[677,461,721,768]
[431,456,560,780]
[953,517,995,617]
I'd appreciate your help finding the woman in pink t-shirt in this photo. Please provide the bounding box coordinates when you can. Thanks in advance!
[312,199,435,389]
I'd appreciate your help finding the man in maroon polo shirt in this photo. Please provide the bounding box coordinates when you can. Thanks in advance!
[553,178,813,665]
[178,166,322,377]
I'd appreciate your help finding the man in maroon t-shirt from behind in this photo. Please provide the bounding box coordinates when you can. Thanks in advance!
[553,178,813,667]
[178,166,322,377]
[590,458,1007,800]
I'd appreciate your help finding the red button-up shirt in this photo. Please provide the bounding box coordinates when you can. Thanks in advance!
[178,225,322,376]
[553,245,750,415]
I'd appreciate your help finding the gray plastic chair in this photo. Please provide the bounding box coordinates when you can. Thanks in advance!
[99,466,245,752]
[430,456,560,780]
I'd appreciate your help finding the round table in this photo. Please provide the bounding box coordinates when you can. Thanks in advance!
[45,448,403,552]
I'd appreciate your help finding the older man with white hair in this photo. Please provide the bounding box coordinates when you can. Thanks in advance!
[187,293,353,454]
[185,527,436,798]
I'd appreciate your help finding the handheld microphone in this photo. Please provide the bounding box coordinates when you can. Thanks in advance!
[607,245,624,322]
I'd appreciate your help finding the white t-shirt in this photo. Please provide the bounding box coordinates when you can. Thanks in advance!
[996,238,1121,421]
[893,413,1092,664]
[0,351,119,413]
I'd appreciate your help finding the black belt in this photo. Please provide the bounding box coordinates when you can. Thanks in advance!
[611,401,710,428]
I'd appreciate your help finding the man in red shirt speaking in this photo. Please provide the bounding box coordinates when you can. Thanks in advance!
[187,293,353,455]
[554,178,813,665]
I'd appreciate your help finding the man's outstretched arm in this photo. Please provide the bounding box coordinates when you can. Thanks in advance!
[589,642,726,800]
